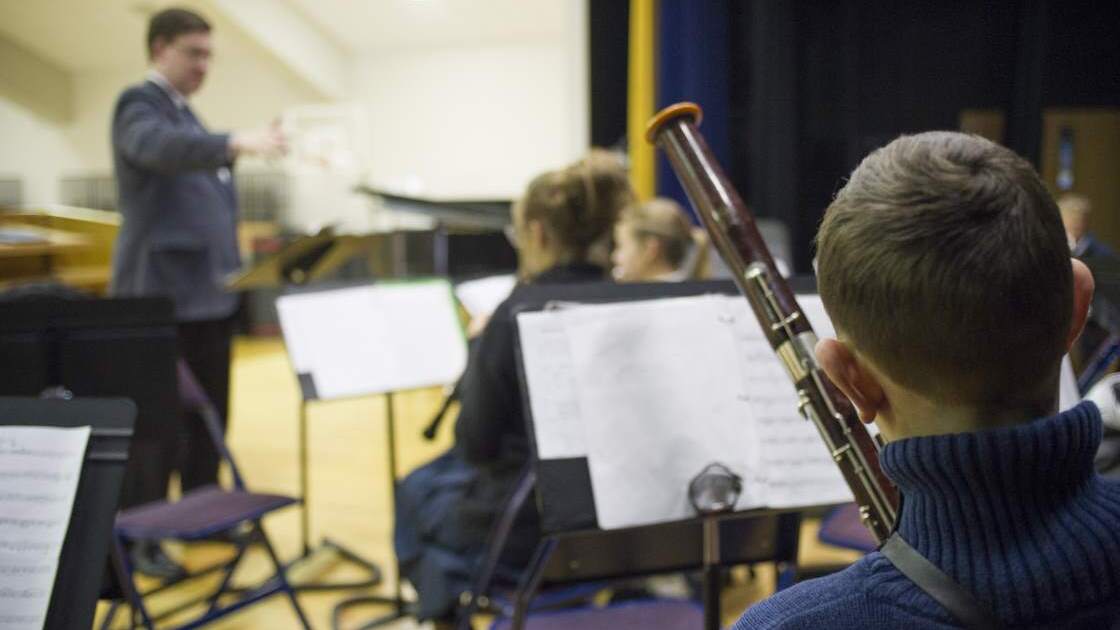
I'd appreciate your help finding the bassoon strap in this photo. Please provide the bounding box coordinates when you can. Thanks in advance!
[880,532,1002,630]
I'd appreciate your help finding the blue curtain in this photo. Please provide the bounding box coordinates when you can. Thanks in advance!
[656,0,732,222]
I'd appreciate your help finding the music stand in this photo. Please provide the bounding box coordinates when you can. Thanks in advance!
[226,228,355,291]
[0,396,136,630]
[229,231,387,595]
[498,279,838,629]
[275,279,468,624]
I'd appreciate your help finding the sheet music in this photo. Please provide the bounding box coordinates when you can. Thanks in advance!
[518,293,853,530]
[0,426,89,628]
[277,281,467,399]
[718,296,853,508]
[456,275,517,318]
[558,296,766,529]
[517,312,587,459]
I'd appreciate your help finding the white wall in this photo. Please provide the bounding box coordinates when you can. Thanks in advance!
[1,0,590,219]
[0,98,84,205]
[350,2,588,202]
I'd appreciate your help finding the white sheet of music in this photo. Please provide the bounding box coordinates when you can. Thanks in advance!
[717,297,853,509]
[0,425,89,628]
[278,281,468,399]
[520,293,853,530]
[559,296,766,529]
[517,312,588,459]
[455,275,517,318]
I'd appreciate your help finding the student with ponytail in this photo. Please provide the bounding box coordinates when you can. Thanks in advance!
[394,150,634,624]
[611,197,710,282]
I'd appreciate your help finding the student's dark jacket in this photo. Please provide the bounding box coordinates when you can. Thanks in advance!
[453,263,606,560]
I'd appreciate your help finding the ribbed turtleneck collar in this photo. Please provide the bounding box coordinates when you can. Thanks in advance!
[879,401,1120,625]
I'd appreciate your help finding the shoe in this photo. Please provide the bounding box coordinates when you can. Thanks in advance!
[130,541,187,580]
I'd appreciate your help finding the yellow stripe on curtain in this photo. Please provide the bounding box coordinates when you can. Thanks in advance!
[628,0,658,200]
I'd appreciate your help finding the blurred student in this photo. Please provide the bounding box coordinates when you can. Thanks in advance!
[611,197,710,282]
[1059,193,1115,259]
[394,150,634,624]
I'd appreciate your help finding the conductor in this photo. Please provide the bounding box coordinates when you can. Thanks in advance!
[109,7,286,577]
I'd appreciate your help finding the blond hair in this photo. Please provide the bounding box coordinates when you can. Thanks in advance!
[621,198,710,279]
[521,149,634,263]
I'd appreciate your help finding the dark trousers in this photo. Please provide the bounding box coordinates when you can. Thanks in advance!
[177,316,234,491]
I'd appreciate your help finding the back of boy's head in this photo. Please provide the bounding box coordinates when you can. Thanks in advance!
[816,131,1072,407]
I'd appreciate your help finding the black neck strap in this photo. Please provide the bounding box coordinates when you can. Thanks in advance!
[880,532,1002,629]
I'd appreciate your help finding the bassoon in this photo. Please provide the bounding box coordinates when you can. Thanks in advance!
[647,103,899,542]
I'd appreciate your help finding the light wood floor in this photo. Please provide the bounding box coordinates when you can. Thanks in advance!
[94,337,860,629]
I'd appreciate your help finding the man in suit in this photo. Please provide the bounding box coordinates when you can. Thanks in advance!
[110,7,285,577]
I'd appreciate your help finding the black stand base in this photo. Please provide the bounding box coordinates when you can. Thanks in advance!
[287,537,383,592]
[331,596,414,630]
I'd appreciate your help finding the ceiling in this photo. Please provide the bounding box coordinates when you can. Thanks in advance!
[283,0,569,52]
[0,0,571,73]
[0,0,154,70]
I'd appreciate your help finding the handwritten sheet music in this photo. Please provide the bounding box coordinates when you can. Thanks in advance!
[716,297,853,509]
[519,294,853,530]
[455,275,517,318]
[277,281,468,400]
[559,297,766,528]
[518,312,588,459]
[0,426,89,628]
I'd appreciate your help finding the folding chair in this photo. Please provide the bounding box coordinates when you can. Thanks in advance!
[454,466,609,629]
[104,361,310,629]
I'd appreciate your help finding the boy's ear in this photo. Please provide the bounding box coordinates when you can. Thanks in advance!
[815,337,887,424]
[1067,258,1095,351]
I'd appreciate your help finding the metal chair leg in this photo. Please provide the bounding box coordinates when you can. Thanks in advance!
[110,536,156,629]
[511,539,557,630]
[98,599,120,630]
[205,532,253,614]
[256,520,312,630]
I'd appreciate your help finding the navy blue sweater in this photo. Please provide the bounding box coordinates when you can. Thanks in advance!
[734,402,1120,629]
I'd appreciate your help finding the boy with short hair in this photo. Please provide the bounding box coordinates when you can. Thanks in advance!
[735,131,1120,628]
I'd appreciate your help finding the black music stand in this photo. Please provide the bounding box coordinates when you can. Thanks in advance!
[275,280,468,626]
[225,228,364,291]
[0,396,136,630]
[469,279,828,629]
[0,296,178,511]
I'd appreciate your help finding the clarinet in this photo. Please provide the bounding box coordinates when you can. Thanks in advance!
[646,103,899,542]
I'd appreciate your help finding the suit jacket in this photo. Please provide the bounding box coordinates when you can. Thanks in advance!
[110,79,240,322]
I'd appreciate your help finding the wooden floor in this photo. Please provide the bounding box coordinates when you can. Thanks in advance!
[94,336,860,629]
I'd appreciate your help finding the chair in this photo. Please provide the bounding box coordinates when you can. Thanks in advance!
[104,361,310,629]
[455,467,609,629]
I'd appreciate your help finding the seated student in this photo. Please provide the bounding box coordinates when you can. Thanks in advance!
[611,197,709,282]
[395,150,634,624]
[735,132,1120,629]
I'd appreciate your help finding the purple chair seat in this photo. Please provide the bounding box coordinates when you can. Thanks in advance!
[490,599,703,630]
[818,502,877,553]
[116,485,298,541]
